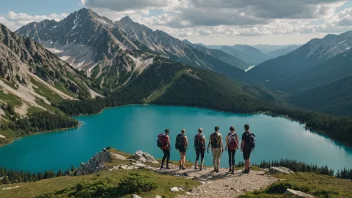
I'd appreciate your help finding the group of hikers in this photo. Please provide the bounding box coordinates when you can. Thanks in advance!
[157,124,256,174]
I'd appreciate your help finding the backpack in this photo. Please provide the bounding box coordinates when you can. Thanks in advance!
[228,133,238,151]
[210,133,221,148]
[245,132,256,150]
[175,134,186,150]
[157,134,166,148]
[194,134,205,149]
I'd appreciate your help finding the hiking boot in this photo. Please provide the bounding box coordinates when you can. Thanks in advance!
[215,168,219,173]
[179,166,182,170]
[165,167,171,170]
[182,166,186,170]
[194,166,198,170]
[231,169,235,174]
[228,168,232,173]
[242,169,248,173]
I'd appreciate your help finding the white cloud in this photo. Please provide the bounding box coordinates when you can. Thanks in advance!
[0,11,67,31]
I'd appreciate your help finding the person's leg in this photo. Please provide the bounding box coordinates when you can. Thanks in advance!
[211,148,216,170]
[217,148,221,171]
[179,152,182,170]
[166,149,170,168]
[195,149,199,169]
[231,150,236,173]
[200,149,205,170]
[161,149,167,168]
[228,150,232,172]
[183,152,186,169]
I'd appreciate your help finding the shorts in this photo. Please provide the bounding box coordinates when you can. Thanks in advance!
[243,148,252,160]
[179,147,187,153]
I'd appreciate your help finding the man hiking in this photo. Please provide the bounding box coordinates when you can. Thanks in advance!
[159,129,171,169]
[241,124,256,174]
[194,128,206,170]
[225,126,239,174]
[207,126,223,173]
[176,129,188,170]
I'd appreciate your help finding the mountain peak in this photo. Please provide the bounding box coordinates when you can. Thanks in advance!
[120,16,134,23]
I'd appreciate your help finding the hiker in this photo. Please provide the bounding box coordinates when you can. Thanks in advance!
[241,124,256,173]
[225,126,239,174]
[176,129,188,170]
[194,128,206,170]
[158,129,171,169]
[207,126,223,173]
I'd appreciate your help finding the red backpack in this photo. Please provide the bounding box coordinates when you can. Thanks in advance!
[157,134,167,148]
[228,133,238,151]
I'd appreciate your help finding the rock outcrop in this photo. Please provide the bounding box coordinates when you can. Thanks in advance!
[285,188,314,198]
[133,150,158,164]
[76,148,111,176]
[269,167,294,174]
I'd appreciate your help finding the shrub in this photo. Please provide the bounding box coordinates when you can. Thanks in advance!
[118,172,157,195]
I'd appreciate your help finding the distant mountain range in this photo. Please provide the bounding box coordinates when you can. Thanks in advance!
[6,7,352,117]
[199,44,300,65]
[248,31,352,92]
[16,8,250,90]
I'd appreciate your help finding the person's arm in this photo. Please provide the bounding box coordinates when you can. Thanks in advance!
[207,135,211,153]
[185,136,188,147]
[220,134,224,152]
[236,134,239,149]
[225,135,229,151]
[167,136,171,150]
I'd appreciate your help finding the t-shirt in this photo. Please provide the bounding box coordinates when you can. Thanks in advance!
[161,135,170,150]
[242,132,251,150]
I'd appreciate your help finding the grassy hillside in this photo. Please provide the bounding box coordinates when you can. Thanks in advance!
[241,172,352,198]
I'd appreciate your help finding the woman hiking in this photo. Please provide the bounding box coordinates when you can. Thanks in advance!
[160,129,171,169]
[194,128,206,170]
[225,126,239,174]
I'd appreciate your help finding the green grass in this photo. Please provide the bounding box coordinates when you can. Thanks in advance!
[30,78,64,104]
[0,90,22,107]
[240,172,352,198]
[0,169,199,198]
[144,69,185,103]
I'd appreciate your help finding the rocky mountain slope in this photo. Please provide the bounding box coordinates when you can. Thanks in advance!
[16,8,249,90]
[248,31,352,92]
[0,23,96,118]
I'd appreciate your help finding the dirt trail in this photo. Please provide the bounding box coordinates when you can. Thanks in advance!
[156,167,276,198]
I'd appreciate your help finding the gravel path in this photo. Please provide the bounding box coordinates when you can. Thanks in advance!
[156,167,277,198]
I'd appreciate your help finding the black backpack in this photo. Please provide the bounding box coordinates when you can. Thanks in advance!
[246,132,256,150]
[175,134,186,150]
[194,134,205,149]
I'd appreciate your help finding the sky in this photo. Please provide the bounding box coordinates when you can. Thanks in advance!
[1,0,352,45]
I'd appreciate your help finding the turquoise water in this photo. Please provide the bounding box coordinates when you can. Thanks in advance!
[0,105,351,173]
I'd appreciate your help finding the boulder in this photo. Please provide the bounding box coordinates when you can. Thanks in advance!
[132,194,142,198]
[133,150,158,164]
[285,188,314,198]
[269,167,294,174]
[170,187,183,192]
[155,195,162,198]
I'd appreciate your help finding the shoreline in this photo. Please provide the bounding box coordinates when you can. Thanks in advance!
[0,123,81,148]
[1,103,350,148]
